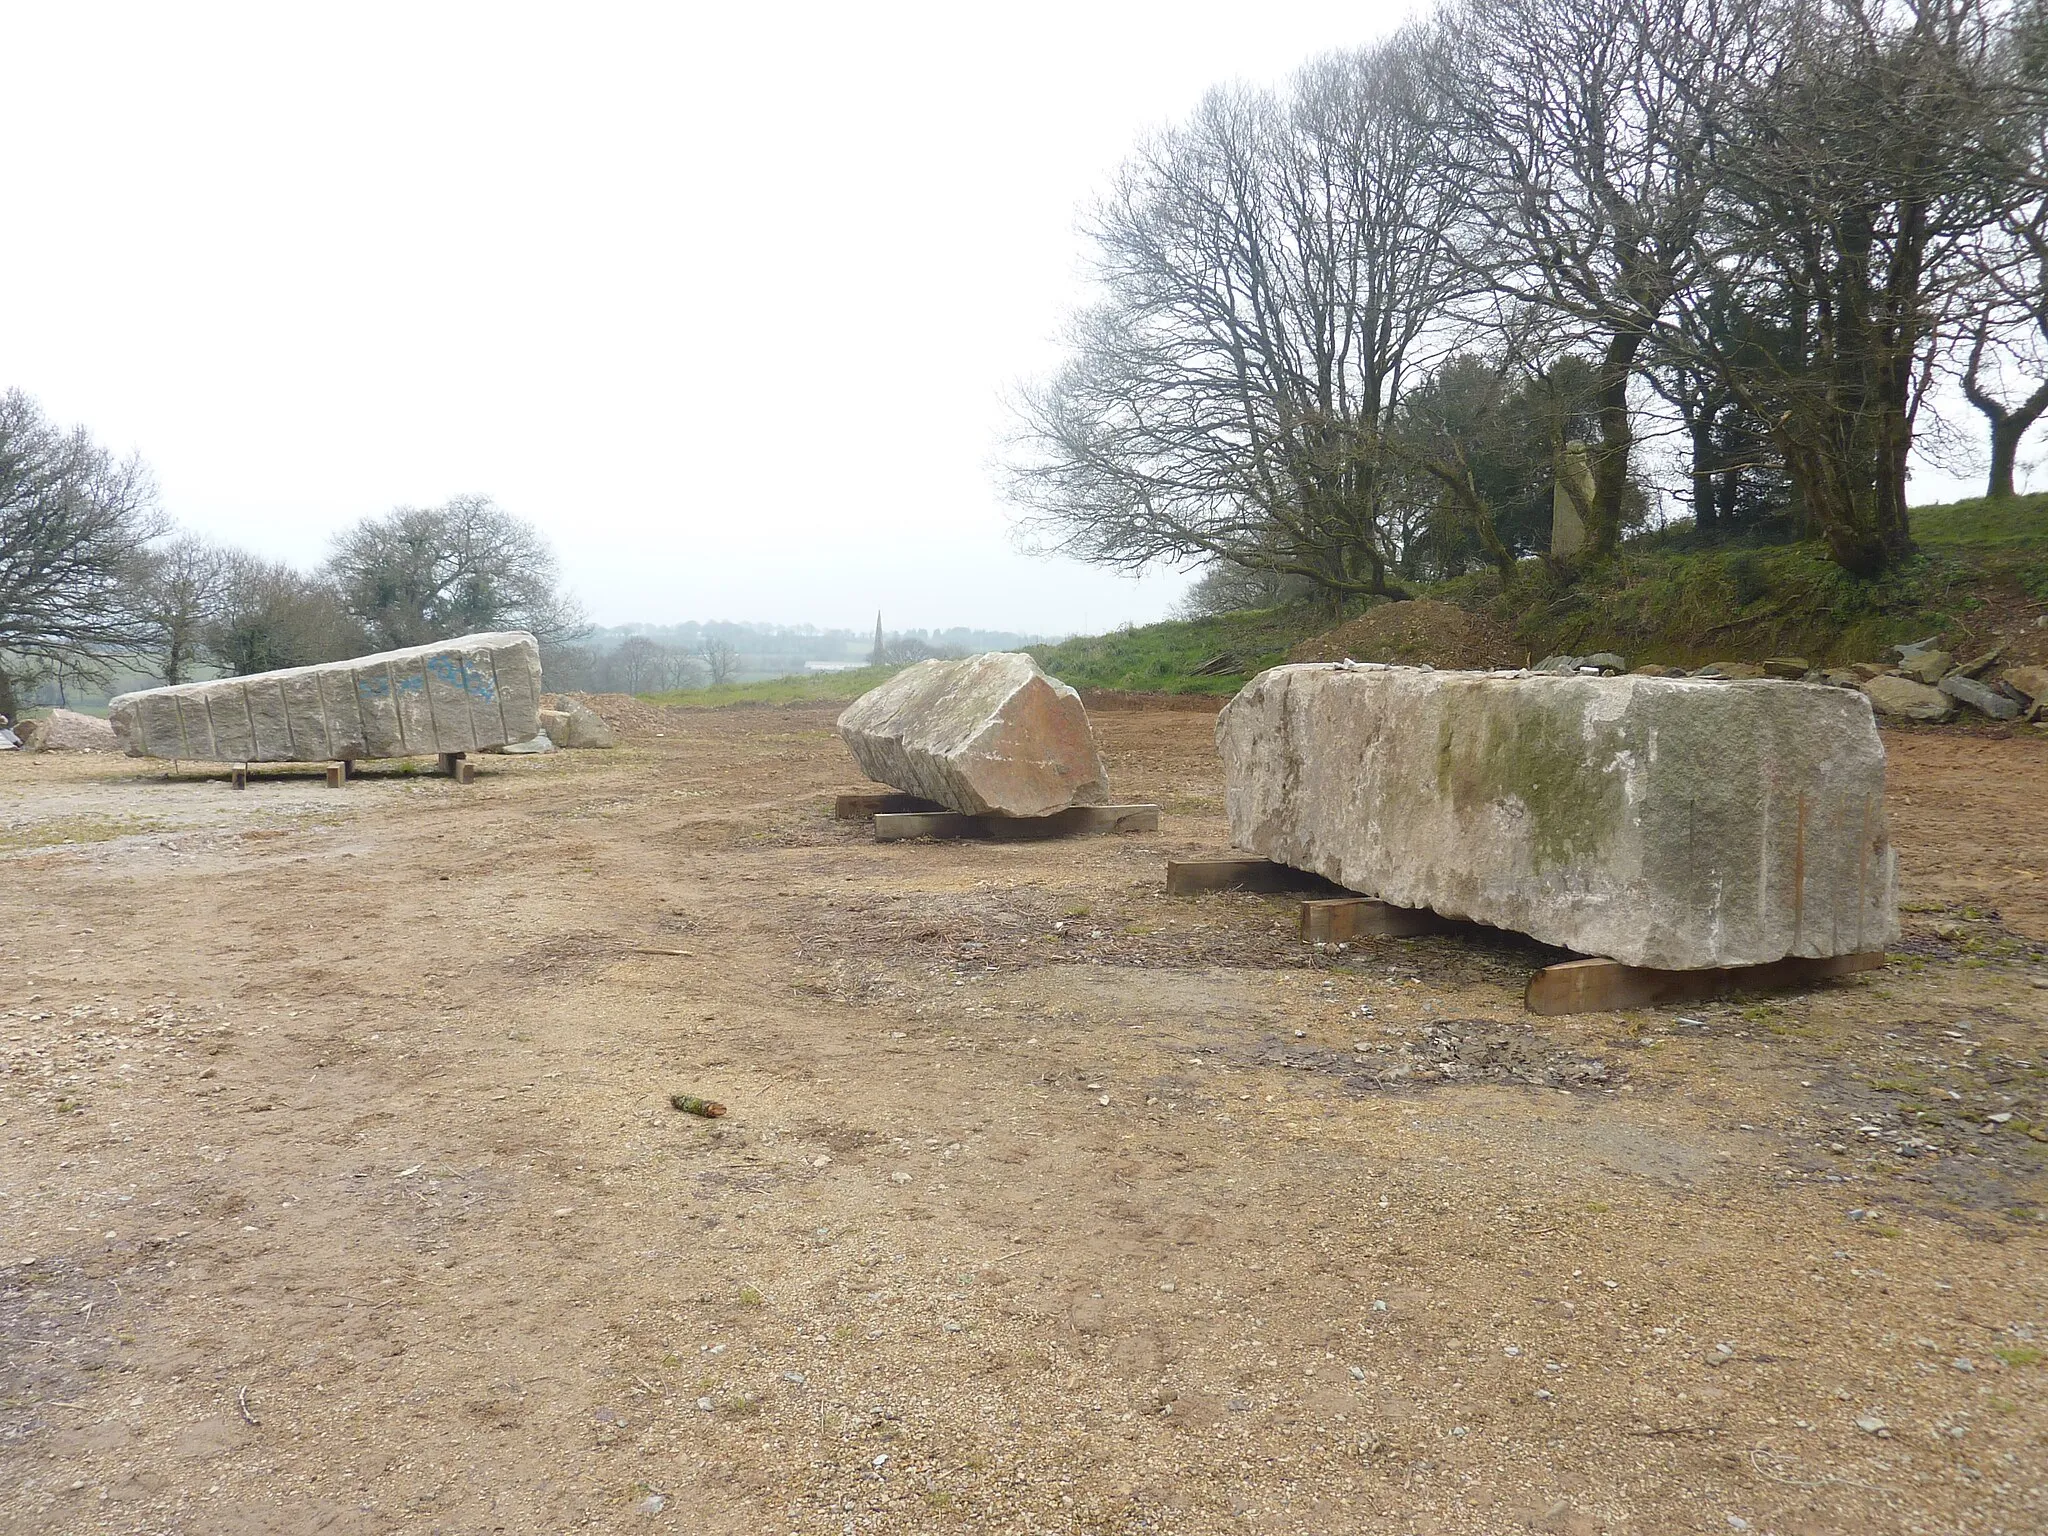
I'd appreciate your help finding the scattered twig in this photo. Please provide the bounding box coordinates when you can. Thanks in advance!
[671,1094,727,1118]
[627,948,696,958]
[237,1385,260,1426]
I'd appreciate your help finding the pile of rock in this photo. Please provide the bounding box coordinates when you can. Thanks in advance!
[1526,641,2047,725]
[1848,638,2044,725]
[537,695,619,750]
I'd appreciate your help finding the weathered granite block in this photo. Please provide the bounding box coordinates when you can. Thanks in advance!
[1217,664,1897,969]
[838,653,1109,817]
[108,632,542,762]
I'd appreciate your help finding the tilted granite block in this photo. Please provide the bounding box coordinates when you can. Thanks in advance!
[108,632,542,762]
[838,653,1110,817]
[1216,665,1897,970]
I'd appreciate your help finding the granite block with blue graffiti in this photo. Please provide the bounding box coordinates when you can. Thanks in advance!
[106,632,543,763]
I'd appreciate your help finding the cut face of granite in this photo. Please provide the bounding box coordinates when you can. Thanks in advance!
[1216,665,1897,970]
[107,632,542,762]
[837,653,1109,817]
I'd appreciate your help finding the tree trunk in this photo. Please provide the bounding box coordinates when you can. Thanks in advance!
[1987,421,2021,500]
[1691,417,1717,535]
[1588,331,1642,558]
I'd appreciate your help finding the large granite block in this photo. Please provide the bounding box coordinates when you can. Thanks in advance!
[1217,664,1896,969]
[838,653,1110,817]
[108,632,543,762]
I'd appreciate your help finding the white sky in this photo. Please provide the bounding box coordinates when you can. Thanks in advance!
[2,1,1424,636]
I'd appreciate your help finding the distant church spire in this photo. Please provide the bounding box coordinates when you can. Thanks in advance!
[870,611,884,666]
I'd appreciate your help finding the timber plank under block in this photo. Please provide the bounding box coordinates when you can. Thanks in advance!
[1163,855,1333,896]
[834,791,943,820]
[873,803,1161,842]
[1525,951,1887,1017]
[1299,897,1459,945]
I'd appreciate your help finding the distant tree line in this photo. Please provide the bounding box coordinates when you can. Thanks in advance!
[0,388,583,715]
[1010,0,2048,607]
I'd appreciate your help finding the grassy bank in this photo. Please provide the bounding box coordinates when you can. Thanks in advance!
[1026,608,1311,697]
[644,664,905,709]
[1031,494,2047,693]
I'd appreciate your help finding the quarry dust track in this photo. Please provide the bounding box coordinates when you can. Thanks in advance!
[0,707,2044,1535]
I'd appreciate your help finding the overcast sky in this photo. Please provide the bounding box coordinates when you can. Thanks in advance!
[2,1,1436,636]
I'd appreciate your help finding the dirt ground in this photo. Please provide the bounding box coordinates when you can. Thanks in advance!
[2,707,2045,1536]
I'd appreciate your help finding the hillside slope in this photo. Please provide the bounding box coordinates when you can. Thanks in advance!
[1032,495,2048,693]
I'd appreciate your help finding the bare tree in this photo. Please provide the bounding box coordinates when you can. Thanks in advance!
[700,636,740,685]
[1961,109,2048,498]
[655,648,705,691]
[132,534,233,683]
[326,494,585,649]
[0,390,164,714]
[1007,32,1466,605]
[1435,0,1768,561]
[1672,0,2036,571]
[205,552,368,676]
[612,635,666,693]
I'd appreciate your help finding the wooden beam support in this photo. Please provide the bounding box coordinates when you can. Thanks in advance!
[873,803,1161,842]
[1299,897,1457,945]
[834,791,943,820]
[325,761,349,788]
[1164,856,1335,896]
[230,764,248,791]
[1525,951,1886,1016]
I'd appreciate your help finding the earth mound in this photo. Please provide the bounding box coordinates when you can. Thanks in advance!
[1288,599,1521,671]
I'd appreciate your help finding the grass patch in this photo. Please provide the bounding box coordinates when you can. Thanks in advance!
[0,814,167,852]
[645,665,908,709]
[1029,607,1321,695]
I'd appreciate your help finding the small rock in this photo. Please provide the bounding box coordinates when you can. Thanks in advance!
[1855,1415,1890,1436]
[696,1397,714,1411]
[2003,664,2048,705]
[889,1171,912,1184]
[1582,652,1627,674]
[1939,673,2020,720]
[1851,662,1892,680]
[782,1371,806,1385]
[640,1494,666,1514]
[1860,674,1954,723]
[1898,649,1953,686]
[1533,654,1580,675]
[1762,657,1808,679]
[1954,644,2004,678]
[1890,634,1943,662]
[1694,661,1765,680]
